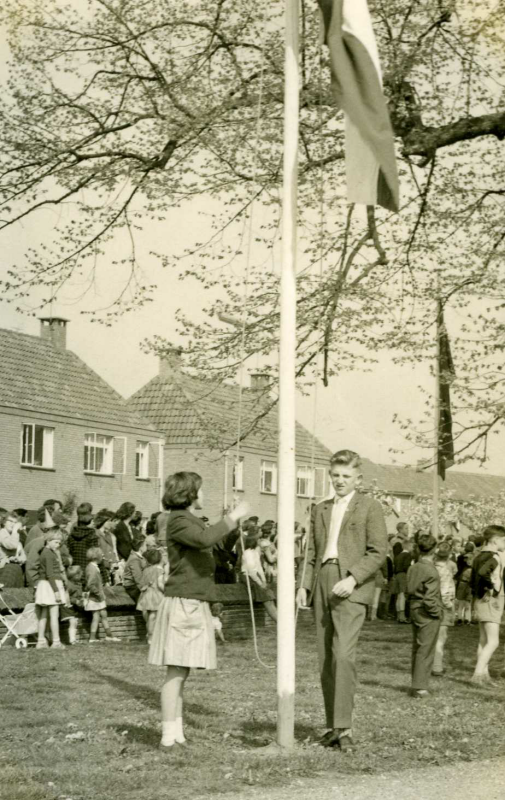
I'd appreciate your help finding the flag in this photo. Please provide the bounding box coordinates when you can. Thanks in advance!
[437,300,455,480]
[318,0,400,212]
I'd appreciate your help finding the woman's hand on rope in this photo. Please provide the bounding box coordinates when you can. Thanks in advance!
[228,500,251,524]
[296,588,308,609]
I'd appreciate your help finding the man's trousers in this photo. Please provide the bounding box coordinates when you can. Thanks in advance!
[313,562,366,729]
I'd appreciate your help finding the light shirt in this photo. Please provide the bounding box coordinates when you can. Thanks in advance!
[322,491,355,563]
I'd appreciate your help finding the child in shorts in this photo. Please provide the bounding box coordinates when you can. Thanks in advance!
[470,525,505,684]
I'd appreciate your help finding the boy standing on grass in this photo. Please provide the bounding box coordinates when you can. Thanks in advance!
[407,534,443,698]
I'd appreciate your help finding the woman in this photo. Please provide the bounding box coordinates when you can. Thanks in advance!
[149,471,249,749]
[114,502,136,561]
[0,512,26,587]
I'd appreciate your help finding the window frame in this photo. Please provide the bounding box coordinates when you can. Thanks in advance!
[21,423,54,469]
[84,432,114,475]
[135,440,150,479]
[296,465,313,498]
[260,460,277,494]
[232,456,244,491]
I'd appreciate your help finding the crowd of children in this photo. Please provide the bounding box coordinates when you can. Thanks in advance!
[2,498,505,690]
[369,522,505,696]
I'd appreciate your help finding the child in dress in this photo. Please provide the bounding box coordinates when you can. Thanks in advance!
[432,542,456,676]
[59,564,84,645]
[84,547,120,643]
[241,531,277,622]
[211,603,225,643]
[35,530,68,650]
[406,534,443,697]
[470,525,505,684]
[137,548,165,644]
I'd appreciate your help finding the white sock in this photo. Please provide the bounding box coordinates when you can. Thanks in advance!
[175,716,185,744]
[161,721,176,746]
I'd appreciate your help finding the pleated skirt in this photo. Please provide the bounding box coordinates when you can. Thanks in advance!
[35,579,68,606]
[148,596,216,669]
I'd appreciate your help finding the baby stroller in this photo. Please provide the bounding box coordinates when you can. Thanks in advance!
[0,585,38,649]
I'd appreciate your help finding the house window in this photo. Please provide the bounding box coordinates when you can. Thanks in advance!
[296,466,312,497]
[260,460,277,494]
[84,433,113,474]
[296,466,326,498]
[21,424,54,468]
[232,456,244,491]
[136,441,149,478]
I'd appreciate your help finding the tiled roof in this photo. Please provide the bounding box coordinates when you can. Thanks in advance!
[360,458,505,500]
[0,327,156,432]
[127,369,333,461]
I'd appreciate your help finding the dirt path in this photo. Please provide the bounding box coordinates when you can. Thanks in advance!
[230,757,505,800]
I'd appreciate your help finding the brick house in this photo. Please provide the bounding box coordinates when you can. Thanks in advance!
[127,349,333,523]
[0,319,164,514]
[360,459,505,536]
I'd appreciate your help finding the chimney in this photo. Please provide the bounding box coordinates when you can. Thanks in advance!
[39,317,68,350]
[159,346,183,378]
[250,372,270,392]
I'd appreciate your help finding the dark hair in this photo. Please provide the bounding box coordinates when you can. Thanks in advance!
[482,525,505,544]
[37,507,47,523]
[162,472,202,510]
[329,449,361,469]
[13,508,28,518]
[464,541,475,553]
[116,502,135,520]
[44,499,61,509]
[144,548,162,566]
[132,534,146,552]
[436,542,452,561]
[417,534,438,554]
[244,532,259,550]
[473,533,484,548]
[150,511,161,521]
[130,510,143,527]
[145,519,157,536]
[77,502,93,517]
[94,509,114,530]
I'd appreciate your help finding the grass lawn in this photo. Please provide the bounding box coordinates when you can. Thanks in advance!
[2,618,505,800]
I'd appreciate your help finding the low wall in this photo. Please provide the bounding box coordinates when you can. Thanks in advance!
[0,584,279,645]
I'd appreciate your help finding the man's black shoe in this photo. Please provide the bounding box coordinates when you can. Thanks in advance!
[319,729,340,748]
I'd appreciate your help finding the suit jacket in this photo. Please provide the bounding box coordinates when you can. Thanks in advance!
[299,492,387,605]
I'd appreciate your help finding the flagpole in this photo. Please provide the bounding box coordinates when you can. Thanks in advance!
[432,278,441,538]
[277,0,299,750]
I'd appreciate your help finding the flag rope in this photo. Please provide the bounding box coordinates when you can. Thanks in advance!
[231,9,275,670]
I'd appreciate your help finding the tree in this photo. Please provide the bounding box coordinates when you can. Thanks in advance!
[0,0,504,462]
[405,488,505,537]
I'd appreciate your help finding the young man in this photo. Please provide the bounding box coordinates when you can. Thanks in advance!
[296,450,387,751]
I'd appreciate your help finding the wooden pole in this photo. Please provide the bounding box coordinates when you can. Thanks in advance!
[277,0,299,750]
[433,280,440,538]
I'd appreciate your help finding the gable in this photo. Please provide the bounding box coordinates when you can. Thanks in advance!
[0,328,156,432]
